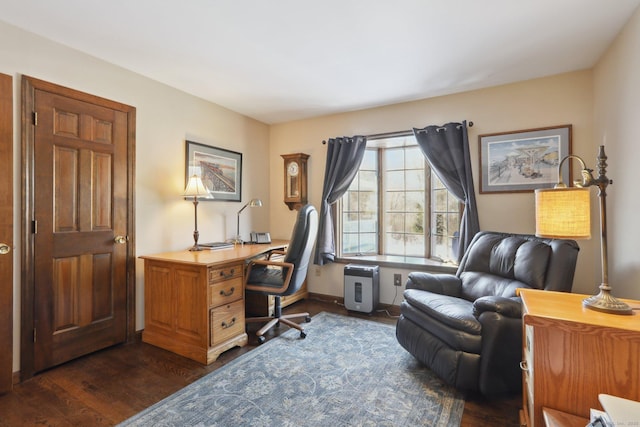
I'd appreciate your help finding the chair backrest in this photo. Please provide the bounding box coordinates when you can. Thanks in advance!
[282,204,318,295]
[456,231,580,301]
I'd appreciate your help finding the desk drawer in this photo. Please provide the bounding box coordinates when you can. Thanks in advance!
[209,263,242,283]
[209,277,243,307]
[210,300,245,346]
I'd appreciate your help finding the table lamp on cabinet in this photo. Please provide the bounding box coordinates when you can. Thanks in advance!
[184,174,211,251]
[535,145,632,315]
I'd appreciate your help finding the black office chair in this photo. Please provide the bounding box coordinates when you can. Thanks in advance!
[245,204,318,344]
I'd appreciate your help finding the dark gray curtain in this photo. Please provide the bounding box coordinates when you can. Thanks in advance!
[313,136,367,265]
[413,121,479,262]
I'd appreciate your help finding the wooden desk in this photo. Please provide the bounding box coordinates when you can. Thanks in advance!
[140,240,289,364]
[519,289,640,427]
[542,407,588,427]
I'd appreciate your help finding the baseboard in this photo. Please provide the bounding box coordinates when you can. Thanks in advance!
[307,292,401,317]
[308,292,344,305]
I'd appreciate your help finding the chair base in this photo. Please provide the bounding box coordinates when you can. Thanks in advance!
[245,296,311,343]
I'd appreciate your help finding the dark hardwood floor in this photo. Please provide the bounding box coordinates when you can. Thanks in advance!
[0,299,521,426]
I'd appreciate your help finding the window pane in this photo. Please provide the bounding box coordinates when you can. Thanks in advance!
[359,170,377,192]
[386,170,404,191]
[360,213,377,232]
[448,193,460,211]
[361,149,377,170]
[385,233,405,255]
[434,188,448,211]
[360,233,377,253]
[405,234,424,257]
[405,169,424,191]
[342,232,358,254]
[385,191,405,212]
[405,147,424,169]
[405,191,424,212]
[405,212,424,234]
[358,191,377,212]
[386,213,404,233]
[384,149,404,170]
[433,173,445,189]
[344,191,358,211]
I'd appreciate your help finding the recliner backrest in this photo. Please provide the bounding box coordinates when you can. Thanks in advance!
[283,204,318,295]
[456,231,579,301]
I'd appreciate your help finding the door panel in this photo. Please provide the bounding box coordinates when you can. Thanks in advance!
[22,76,135,377]
[0,73,13,393]
[34,91,126,372]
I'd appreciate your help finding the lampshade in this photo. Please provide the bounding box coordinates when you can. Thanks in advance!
[535,187,591,239]
[183,175,210,198]
[248,198,262,207]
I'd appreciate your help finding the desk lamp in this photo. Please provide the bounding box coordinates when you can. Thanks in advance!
[184,174,211,251]
[236,198,262,243]
[535,145,631,315]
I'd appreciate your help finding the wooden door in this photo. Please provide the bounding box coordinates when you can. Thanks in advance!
[0,73,13,393]
[21,77,136,377]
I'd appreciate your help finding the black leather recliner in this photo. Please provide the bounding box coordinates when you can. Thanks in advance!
[395,231,579,396]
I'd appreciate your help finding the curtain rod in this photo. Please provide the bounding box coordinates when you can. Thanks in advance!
[322,121,473,144]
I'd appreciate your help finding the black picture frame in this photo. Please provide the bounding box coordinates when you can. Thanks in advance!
[478,125,572,194]
[185,140,242,202]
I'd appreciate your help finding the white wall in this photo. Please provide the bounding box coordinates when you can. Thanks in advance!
[0,20,271,371]
[593,6,640,301]
[4,8,640,374]
[270,71,599,302]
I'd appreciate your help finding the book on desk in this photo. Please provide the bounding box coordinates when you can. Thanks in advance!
[199,242,234,250]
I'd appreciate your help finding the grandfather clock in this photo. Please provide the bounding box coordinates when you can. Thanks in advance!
[281,153,309,210]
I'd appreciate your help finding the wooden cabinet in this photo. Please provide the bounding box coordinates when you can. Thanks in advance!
[140,241,289,364]
[519,289,640,426]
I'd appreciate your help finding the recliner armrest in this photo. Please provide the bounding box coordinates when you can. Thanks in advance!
[473,296,522,319]
[406,272,462,297]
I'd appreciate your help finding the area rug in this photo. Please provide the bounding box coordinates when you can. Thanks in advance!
[118,312,464,427]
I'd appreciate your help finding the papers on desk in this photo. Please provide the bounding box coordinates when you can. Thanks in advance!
[589,394,640,426]
[200,242,234,250]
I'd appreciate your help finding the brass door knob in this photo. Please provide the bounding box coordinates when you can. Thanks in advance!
[0,243,10,255]
[114,235,128,244]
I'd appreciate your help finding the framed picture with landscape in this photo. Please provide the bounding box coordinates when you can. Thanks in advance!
[478,125,572,194]
[185,140,242,202]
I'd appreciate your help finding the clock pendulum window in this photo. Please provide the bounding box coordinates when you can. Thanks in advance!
[281,153,309,210]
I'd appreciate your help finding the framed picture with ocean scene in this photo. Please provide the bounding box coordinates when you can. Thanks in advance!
[185,140,242,202]
[479,125,572,194]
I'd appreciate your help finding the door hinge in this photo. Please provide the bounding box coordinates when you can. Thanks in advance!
[33,328,36,343]
[32,220,37,234]
[32,111,38,126]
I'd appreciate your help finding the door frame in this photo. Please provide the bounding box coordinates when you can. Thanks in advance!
[20,76,136,380]
[0,73,13,393]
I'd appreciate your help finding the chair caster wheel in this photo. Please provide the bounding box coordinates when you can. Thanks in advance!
[300,331,307,339]
[305,316,311,323]
[257,336,266,344]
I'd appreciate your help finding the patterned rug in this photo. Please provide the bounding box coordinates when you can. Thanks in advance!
[118,312,464,427]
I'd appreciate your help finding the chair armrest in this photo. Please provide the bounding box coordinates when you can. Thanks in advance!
[267,249,287,260]
[406,272,462,297]
[245,259,294,294]
[473,296,522,319]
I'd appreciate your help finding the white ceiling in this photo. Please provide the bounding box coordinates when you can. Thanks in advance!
[2,0,639,124]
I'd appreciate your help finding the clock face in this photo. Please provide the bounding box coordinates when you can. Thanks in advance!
[287,161,299,177]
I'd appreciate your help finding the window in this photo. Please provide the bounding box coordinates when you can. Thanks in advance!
[339,134,461,262]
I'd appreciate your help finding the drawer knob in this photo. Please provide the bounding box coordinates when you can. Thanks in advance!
[219,287,235,297]
[220,270,234,279]
[221,317,236,329]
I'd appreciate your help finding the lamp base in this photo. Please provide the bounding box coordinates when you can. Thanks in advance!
[582,288,633,315]
[189,245,203,252]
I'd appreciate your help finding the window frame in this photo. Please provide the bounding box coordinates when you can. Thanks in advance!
[336,133,462,265]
